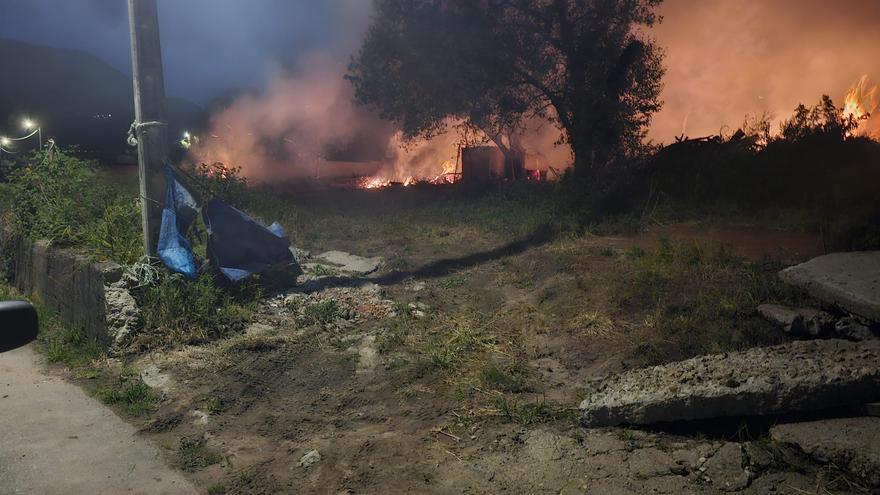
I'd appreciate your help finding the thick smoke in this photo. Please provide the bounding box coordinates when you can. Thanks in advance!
[188,60,574,183]
[188,0,880,181]
[651,0,880,142]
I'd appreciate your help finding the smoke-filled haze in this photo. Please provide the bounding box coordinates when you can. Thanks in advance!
[1,0,878,180]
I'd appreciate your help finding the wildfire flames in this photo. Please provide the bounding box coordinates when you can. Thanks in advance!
[842,75,878,122]
[357,157,461,189]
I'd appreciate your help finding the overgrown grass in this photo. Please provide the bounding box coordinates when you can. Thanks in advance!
[482,363,527,392]
[494,397,575,425]
[133,272,261,350]
[304,299,341,324]
[616,238,804,365]
[176,435,224,472]
[99,373,159,416]
[3,149,142,264]
[0,282,104,368]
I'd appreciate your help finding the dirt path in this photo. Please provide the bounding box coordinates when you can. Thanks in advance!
[0,345,196,495]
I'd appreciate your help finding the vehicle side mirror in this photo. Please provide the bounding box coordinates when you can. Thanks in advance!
[0,301,38,353]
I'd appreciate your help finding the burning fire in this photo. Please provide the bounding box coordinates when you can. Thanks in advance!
[842,75,878,122]
[357,158,461,189]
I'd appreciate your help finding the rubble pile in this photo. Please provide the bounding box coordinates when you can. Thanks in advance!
[580,339,880,427]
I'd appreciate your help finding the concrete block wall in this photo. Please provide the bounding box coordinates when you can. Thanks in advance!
[1,230,121,346]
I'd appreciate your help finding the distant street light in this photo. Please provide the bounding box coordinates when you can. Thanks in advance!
[0,137,9,167]
[21,118,42,149]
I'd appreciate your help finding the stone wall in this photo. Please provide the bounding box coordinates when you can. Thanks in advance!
[1,229,122,346]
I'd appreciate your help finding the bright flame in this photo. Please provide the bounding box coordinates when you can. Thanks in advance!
[357,176,393,189]
[357,157,461,189]
[842,75,878,121]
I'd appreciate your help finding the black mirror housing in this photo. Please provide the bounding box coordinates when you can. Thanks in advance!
[0,301,39,353]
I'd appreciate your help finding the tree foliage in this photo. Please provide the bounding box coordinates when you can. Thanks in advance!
[348,0,666,180]
[779,95,860,142]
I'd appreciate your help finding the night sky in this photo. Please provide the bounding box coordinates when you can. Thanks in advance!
[1,0,878,141]
[0,0,371,104]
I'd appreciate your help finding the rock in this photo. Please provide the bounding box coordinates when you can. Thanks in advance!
[770,417,880,487]
[626,448,678,478]
[315,251,382,275]
[779,251,880,323]
[523,429,576,462]
[835,316,877,341]
[298,449,321,468]
[579,339,880,427]
[290,247,311,264]
[701,443,750,492]
[189,410,209,426]
[245,323,273,336]
[356,336,379,374]
[756,304,834,336]
[742,442,773,473]
[140,364,172,393]
[104,280,141,350]
[410,281,426,292]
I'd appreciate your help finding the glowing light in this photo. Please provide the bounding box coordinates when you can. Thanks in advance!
[842,75,878,121]
[0,137,9,146]
[183,131,190,138]
[22,118,35,130]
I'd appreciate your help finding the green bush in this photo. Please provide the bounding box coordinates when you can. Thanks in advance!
[133,272,260,349]
[5,149,142,264]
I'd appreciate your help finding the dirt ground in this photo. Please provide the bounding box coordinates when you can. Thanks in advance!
[72,186,871,494]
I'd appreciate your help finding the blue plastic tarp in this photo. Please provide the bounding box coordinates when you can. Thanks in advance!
[202,198,295,281]
[156,166,199,278]
[155,165,295,281]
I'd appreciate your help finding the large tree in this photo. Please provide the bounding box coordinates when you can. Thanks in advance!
[348,0,666,181]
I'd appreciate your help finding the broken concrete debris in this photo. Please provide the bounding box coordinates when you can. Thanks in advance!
[298,449,321,468]
[770,417,880,487]
[580,339,880,427]
[314,250,382,275]
[756,303,834,337]
[779,251,880,323]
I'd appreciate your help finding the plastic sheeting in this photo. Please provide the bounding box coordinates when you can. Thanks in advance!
[156,165,295,281]
[156,166,199,278]
[202,198,295,281]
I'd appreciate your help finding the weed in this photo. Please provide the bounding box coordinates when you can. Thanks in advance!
[311,264,338,277]
[617,239,801,365]
[482,364,527,392]
[44,326,103,368]
[304,299,341,324]
[5,149,142,264]
[134,272,259,349]
[386,255,412,271]
[494,397,573,425]
[624,246,647,260]
[439,276,466,289]
[99,377,158,416]
[599,247,615,257]
[201,396,227,414]
[207,483,227,495]
[376,325,407,354]
[176,436,223,472]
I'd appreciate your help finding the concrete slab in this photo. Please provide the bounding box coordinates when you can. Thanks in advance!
[0,346,196,495]
[779,251,880,322]
[315,250,382,275]
[580,339,880,427]
[770,417,880,487]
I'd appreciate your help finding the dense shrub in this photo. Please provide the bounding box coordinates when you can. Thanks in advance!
[4,149,142,264]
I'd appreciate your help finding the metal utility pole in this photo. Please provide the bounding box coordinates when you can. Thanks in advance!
[128,0,167,257]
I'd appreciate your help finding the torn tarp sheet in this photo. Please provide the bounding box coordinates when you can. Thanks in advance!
[157,165,199,278]
[202,197,295,281]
